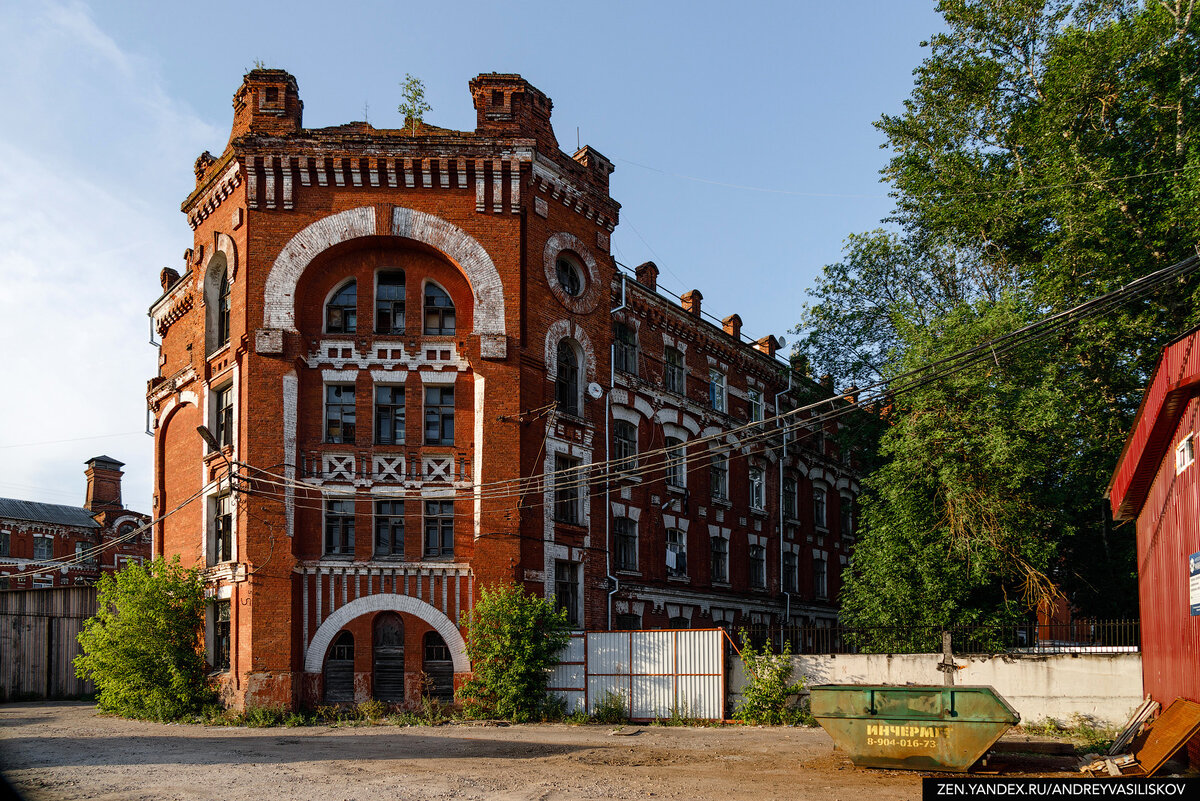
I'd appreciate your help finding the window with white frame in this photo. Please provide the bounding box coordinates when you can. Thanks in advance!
[33,535,52,561]
[813,551,828,599]
[710,451,729,501]
[325,384,356,444]
[613,420,638,473]
[212,492,233,563]
[709,370,726,412]
[665,437,686,488]
[747,388,763,423]
[326,280,357,333]
[214,383,234,449]
[664,347,685,394]
[813,487,827,529]
[555,340,581,417]
[216,270,231,349]
[374,499,404,557]
[554,454,583,525]
[324,497,355,556]
[666,528,687,577]
[614,323,638,375]
[749,466,765,511]
[423,385,454,445]
[423,284,456,335]
[423,499,454,557]
[710,535,728,583]
[1177,434,1195,474]
[614,516,637,571]
[749,544,766,588]
[374,385,405,445]
[375,270,406,334]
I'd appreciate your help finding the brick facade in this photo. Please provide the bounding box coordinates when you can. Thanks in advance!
[148,69,859,710]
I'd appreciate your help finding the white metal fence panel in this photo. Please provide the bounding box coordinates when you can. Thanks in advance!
[547,629,725,721]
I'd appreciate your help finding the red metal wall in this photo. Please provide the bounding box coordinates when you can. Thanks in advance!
[1136,393,1200,705]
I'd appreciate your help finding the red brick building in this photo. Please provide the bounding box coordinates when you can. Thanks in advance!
[0,456,149,590]
[148,69,859,709]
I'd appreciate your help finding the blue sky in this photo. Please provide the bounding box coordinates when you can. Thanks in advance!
[0,0,944,510]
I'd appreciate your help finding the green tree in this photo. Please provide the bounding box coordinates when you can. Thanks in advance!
[798,0,1200,623]
[398,73,432,136]
[75,556,214,720]
[457,583,572,722]
[733,632,806,725]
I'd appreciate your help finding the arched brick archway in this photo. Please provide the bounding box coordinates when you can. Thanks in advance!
[303,593,468,674]
[262,206,505,337]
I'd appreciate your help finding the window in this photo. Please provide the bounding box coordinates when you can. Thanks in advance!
[325,384,356,444]
[0,530,9,557]
[710,451,729,501]
[613,420,638,474]
[424,631,452,662]
[216,271,231,347]
[374,386,405,445]
[374,499,404,557]
[555,340,580,416]
[783,475,798,519]
[749,466,765,511]
[709,370,726,412]
[614,516,637,571]
[212,601,231,671]
[555,255,583,297]
[613,323,637,375]
[814,552,828,599]
[423,500,454,557]
[424,386,454,445]
[614,613,641,630]
[554,454,583,525]
[375,270,406,334]
[213,493,233,563]
[324,497,355,556]
[840,496,854,537]
[555,561,580,627]
[669,616,690,629]
[665,437,686,488]
[710,536,728,583]
[664,347,685,394]
[813,487,827,529]
[749,544,766,588]
[1177,434,1195,474]
[747,388,763,423]
[214,383,234,449]
[326,280,357,333]
[74,541,95,567]
[33,535,52,561]
[783,551,798,593]
[666,528,687,578]
[423,284,456,335]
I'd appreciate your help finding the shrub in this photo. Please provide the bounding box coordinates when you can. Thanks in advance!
[74,556,214,721]
[356,700,388,722]
[591,690,629,725]
[457,583,572,722]
[242,705,288,727]
[733,630,805,725]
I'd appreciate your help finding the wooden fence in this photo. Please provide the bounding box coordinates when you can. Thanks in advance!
[0,586,98,700]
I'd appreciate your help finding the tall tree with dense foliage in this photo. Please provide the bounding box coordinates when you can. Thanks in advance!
[75,556,214,720]
[798,0,1200,625]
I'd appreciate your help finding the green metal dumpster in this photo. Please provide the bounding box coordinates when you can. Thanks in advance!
[810,685,1020,772]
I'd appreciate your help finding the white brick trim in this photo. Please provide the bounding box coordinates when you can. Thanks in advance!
[303,593,467,673]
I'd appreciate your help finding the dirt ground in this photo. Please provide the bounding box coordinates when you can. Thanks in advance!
[0,703,1080,801]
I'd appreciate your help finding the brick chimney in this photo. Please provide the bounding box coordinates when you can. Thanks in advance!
[469,74,558,151]
[84,456,125,513]
[635,261,659,291]
[754,335,780,357]
[229,68,303,143]
[572,146,614,193]
[723,314,742,339]
[681,289,703,317]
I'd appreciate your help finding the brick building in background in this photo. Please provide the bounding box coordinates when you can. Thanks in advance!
[0,456,150,590]
[147,68,860,709]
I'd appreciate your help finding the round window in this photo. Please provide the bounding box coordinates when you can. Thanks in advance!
[555,255,583,297]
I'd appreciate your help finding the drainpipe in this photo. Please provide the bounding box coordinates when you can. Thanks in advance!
[606,273,627,629]
[775,365,794,646]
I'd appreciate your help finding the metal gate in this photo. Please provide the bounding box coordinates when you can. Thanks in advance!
[548,629,725,721]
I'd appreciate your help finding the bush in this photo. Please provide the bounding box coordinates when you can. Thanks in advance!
[74,556,214,721]
[356,700,388,722]
[457,583,572,722]
[733,630,805,725]
[591,690,629,725]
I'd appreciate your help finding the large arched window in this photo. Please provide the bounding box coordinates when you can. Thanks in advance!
[555,340,580,416]
[423,284,455,335]
[372,612,405,703]
[326,280,357,334]
[216,271,231,347]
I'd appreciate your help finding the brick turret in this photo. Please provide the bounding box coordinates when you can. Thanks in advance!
[229,69,304,143]
[469,73,558,151]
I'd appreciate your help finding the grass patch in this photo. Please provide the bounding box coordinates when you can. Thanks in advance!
[1020,715,1117,754]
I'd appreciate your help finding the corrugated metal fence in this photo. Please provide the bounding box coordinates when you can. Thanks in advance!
[549,629,725,721]
[0,586,97,700]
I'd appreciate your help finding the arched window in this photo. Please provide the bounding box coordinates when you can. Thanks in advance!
[613,420,638,473]
[555,254,583,297]
[375,270,405,334]
[423,631,454,700]
[555,340,580,416]
[216,271,231,347]
[424,284,455,335]
[324,630,354,702]
[326,280,357,334]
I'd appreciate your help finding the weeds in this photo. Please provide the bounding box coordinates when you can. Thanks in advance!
[355,700,388,723]
[591,691,629,725]
[1021,715,1117,754]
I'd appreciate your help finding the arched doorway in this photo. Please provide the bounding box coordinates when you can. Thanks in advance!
[323,630,354,703]
[423,631,454,701]
[373,612,405,703]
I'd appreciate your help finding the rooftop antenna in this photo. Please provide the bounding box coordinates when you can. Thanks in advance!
[577,126,580,150]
